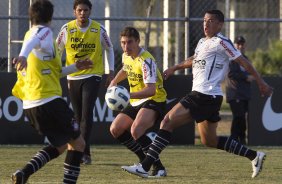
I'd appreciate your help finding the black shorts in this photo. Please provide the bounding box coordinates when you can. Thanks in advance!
[121,100,166,121]
[179,91,223,123]
[24,98,81,147]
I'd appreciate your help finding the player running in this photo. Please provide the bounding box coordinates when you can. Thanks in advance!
[122,9,273,178]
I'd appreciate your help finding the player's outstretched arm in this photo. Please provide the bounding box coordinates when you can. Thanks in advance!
[235,56,273,97]
[108,69,127,88]
[163,56,194,80]
[61,58,93,77]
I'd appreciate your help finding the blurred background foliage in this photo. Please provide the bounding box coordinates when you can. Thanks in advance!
[249,40,282,76]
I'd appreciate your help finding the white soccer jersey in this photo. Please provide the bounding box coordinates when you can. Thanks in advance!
[192,33,241,96]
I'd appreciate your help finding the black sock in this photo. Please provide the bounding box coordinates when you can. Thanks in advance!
[217,136,257,160]
[117,131,145,162]
[136,134,164,169]
[141,129,171,171]
[22,145,60,178]
[63,150,83,184]
[136,134,152,154]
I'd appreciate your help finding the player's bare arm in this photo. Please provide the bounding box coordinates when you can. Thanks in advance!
[130,83,156,99]
[108,69,127,88]
[163,56,194,80]
[235,55,273,97]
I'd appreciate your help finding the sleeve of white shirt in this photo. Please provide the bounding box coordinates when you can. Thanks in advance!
[100,25,115,72]
[61,64,78,77]
[19,27,53,57]
[220,39,241,60]
[142,58,157,83]
[56,24,68,57]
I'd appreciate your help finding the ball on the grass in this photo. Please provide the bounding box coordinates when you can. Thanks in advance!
[105,85,130,111]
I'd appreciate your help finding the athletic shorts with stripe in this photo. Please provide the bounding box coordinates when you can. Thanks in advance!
[121,100,166,121]
[179,91,223,123]
[24,98,81,147]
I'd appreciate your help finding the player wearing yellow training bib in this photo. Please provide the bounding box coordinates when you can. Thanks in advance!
[122,50,166,106]
[56,0,115,164]
[108,27,167,177]
[11,1,93,183]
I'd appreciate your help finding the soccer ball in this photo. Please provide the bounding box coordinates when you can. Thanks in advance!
[105,85,130,111]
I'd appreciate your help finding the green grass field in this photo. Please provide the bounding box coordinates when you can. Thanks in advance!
[1,145,282,184]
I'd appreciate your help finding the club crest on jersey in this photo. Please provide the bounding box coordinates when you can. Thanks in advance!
[70,28,77,34]
[90,28,98,33]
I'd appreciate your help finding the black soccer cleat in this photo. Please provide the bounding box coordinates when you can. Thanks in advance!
[12,170,28,184]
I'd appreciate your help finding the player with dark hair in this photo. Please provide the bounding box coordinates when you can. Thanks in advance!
[109,26,167,177]
[11,0,93,183]
[56,0,115,164]
[122,9,273,178]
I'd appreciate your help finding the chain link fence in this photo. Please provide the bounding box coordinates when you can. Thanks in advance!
[0,0,281,73]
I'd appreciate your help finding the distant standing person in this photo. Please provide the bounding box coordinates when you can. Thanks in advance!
[226,36,254,144]
[11,0,92,183]
[56,0,115,164]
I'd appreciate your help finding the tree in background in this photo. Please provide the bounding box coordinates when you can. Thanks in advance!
[249,40,282,76]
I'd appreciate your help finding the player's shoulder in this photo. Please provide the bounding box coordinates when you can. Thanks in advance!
[216,33,233,44]
[59,23,68,32]
[33,26,52,38]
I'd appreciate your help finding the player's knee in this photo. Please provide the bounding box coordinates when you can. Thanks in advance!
[110,125,122,138]
[160,115,173,131]
[130,125,141,140]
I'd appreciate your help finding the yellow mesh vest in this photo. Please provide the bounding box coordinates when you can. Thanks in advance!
[65,20,103,76]
[123,51,167,104]
[12,30,62,100]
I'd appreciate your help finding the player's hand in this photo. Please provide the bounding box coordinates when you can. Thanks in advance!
[163,67,175,80]
[258,81,273,97]
[13,56,27,71]
[105,70,114,87]
[75,58,93,70]
[108,80,117,88]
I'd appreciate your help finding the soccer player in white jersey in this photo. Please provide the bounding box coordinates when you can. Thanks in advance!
[122,9,273,178]
[109,27,167,177]
[11,0,93,183]
[56,0,115,164]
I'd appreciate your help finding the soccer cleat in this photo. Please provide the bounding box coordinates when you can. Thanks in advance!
[251,151,266,178]
[149,169,167,178]
[149,163,167,178]
[121,163,149,178]
[81,154,92,165]
[11,170,28,184]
